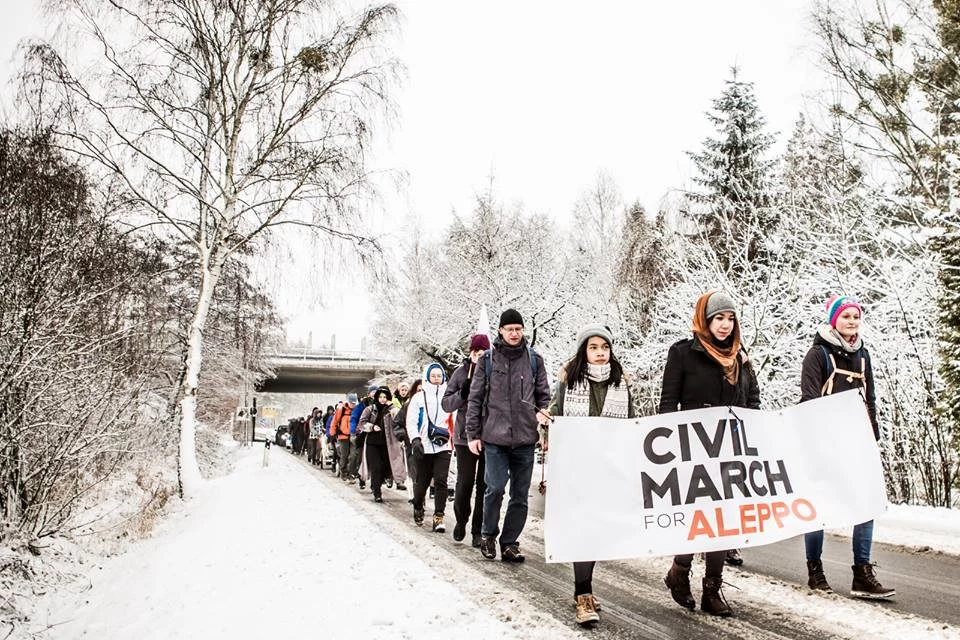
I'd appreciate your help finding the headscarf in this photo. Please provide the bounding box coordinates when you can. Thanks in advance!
[692,291,741,385]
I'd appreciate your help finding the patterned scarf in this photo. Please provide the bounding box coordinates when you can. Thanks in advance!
[564,363,631,418]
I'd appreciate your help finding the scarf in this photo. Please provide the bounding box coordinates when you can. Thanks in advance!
[817,325,863,352]
[692,292,741,384]
[563,363,630,418]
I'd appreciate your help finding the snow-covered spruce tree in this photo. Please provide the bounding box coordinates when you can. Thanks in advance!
[30,1,400,497]
[687,67,778,272]
[815,0,958,505]
[654,69,796,402]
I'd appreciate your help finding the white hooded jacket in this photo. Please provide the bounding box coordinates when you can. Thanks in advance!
[405,363,455,455]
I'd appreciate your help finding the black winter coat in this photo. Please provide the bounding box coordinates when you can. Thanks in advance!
[800,331,879,440]
[658,338,761,414]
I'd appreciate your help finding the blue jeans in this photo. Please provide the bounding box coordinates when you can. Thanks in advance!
[804,520,874,565]
[481,443,535,548]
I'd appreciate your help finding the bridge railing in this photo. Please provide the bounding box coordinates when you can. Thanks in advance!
[271,349,372,361]
[268,349,403,368]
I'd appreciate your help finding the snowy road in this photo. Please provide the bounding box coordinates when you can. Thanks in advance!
[303,454,960,640]
[35,444,960,640]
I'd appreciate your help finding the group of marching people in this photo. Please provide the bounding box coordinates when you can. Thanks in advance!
[299,292,896,627]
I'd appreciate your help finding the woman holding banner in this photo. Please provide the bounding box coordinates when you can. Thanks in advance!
[659,291,760,617]
[547,323,634,626]
[798,295,894,599]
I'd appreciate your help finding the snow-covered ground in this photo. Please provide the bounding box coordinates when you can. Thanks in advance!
[23,442,960,640]
[867,503,960,555]
[31,443,582,640]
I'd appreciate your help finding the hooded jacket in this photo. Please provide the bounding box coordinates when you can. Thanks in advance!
[800,325,879,439]
[405,363,455,455]
[658,337,760,413]
[464,337,550,447]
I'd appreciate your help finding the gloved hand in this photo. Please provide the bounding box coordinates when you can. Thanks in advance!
[411,437,424,461]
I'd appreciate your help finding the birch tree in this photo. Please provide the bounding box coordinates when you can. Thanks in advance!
[30,0,400,495]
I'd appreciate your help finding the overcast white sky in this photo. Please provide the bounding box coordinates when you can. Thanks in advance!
[0,0,827,351]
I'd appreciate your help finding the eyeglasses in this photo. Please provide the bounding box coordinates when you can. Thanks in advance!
[502,327,524,334]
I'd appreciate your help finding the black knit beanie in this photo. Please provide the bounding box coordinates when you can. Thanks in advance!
[499,308,524,327]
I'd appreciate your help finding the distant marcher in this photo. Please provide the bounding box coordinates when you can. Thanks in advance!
[406,364,454,531]
[465,309,550,563]
[442,333,491,548]
[350,385,378,489]
[548,324,635,626]
[659,291,760,617]
[325,404,339,475]
[333,395,358,481]
[393,380,410,410]
[799,295,894,599]
[358,387,397,503]
[307,407,322,464]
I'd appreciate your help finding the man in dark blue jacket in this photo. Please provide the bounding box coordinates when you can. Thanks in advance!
[465,309,550,563]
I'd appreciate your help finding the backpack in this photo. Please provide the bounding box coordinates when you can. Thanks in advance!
[819,345,866,396]
[335,406,352,438]
[481,346,539,418]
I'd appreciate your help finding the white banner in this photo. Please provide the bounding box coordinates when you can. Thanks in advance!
[543,390,886,562]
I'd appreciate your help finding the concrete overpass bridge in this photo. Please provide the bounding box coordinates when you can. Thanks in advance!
[255,349,405,394]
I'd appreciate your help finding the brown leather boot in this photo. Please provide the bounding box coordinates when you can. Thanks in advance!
[701,577,732,617]
[664,561,695,610]
[851,564,895,599]
[806,560,832,592]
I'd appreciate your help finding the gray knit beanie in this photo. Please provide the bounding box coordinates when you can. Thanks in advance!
[575,323,614,353]
[705,291,736,319]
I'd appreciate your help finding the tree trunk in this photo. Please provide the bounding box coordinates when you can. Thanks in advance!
[176,255,224,498]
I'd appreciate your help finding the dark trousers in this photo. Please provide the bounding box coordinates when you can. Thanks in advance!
[307,438,318,462]
[574,561,597,596]
[405,444,417,486]
[366,444,391,498]
[481,443,535,548]
[330,438,339,473]
[454,444,485,535]
[413,450,452,515]
[675,551,725,578]
[336,440,352,479]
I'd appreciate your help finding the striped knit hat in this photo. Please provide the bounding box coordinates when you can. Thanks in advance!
[825,295,863,328]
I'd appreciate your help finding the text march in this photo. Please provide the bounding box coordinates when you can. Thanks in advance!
[542,391,886,563]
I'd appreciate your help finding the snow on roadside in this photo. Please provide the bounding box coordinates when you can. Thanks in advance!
[866,504,960,555]
[34,444,584,640]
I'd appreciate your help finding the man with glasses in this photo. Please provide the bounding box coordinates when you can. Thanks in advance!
[465,309,550,563]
